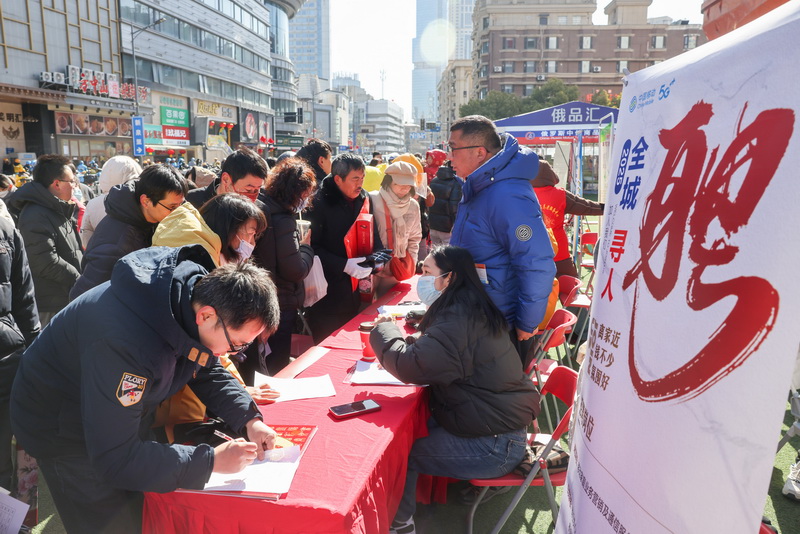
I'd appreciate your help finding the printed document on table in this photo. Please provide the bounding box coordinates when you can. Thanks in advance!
[377,303,426,317]
[349,360,423,386]
[253,373,336,402]
[0,488,29,534]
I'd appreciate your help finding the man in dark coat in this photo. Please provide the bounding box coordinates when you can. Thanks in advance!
[306,153,383,342]
[186,147,268,208]
[7,154,83,325]
[11,246,280,533]
[428,161,463,246]
[70,164,187,300]
[0,201,39,491]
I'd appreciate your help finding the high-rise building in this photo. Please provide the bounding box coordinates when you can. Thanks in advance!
[289,0,331,80]
[412,0,475,123]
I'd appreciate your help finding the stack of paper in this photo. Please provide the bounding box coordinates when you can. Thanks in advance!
[348,360,422,387]
[252,373,336,403]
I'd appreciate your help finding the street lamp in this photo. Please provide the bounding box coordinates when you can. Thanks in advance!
[130,16,166,117]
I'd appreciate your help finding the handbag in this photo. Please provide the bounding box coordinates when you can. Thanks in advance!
[303,256,328,307]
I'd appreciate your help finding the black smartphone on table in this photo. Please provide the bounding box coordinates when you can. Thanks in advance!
[329,399,381,419]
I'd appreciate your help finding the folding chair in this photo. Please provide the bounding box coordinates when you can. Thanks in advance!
[558,275,592,363]
[525,310,577,433]
[778,388,800,453]
[466,366,578,534]
[578,231,598,295]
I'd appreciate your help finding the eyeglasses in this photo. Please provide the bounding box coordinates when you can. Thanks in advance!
[446,144,484,153]
[218,316,253,354]
[59,179,77,186]
[157,200,183,212]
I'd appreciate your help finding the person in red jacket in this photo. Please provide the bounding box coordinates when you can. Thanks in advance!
[423,149,447,182]
[531,157,604,278]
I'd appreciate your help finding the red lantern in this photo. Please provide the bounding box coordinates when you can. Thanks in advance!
[145,147,154,154]
[179,149,186,155]
[167,149,175,156]
[268,138,274,144]
[227,123,234,130]
[209,120,215,128]
[260,136,266,143]
[220,122,227,129]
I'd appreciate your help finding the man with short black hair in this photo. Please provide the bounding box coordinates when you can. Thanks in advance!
[295,138,333,183]
[307,153,383,341]
[70,163,188,299]
[7,154,83,325]
[11,246,280,533]
[448,115,554,360]
[186,147,268,207]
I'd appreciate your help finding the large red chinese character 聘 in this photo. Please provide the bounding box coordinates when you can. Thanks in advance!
[622,101,793,402]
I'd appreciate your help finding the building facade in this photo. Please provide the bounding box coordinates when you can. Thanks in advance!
[354,99,405,154]
[437,59,473,135]
[289,0,330,81]
[471,0,706,101]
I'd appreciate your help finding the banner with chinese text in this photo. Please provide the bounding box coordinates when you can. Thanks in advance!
[557,4,800,533]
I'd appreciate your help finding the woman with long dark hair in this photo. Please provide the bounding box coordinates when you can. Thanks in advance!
[370,246,540,533]
[251,157,318,374]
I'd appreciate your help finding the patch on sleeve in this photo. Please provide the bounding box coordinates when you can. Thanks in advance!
[116,372,147,407]
[515,224,533,242]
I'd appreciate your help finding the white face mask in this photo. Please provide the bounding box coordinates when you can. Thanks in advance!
[0,189,11,199]
[236,236,255,260]
[417,272,449,306]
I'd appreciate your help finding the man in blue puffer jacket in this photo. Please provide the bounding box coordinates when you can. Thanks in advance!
[449,115,555,361]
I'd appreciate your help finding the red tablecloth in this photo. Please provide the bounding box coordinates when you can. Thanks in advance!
[143,279,438,534]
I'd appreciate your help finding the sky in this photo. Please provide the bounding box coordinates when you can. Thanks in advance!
[329,0,705,122]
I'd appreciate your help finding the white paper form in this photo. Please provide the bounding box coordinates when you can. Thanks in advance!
[0,488,29,534]
[348,360,422,386]
[253,373,336,403]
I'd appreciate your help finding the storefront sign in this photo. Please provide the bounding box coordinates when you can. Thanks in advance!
[161,106,190,128]
[54,111,131,138]
[195,100,236,121]
[143,124,164,145]
[276,134,304,148]
[556,4,800,533]
[161,126,190,146]
[0,103,26,157]
[240,109,258,143]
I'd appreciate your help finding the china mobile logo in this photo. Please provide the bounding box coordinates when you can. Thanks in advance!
[622,102,794,402]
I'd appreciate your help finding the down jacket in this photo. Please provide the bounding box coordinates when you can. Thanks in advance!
[253,194,314,311]
[70,182,157,300]
[450,134,555,333]
[10,245,261,492]
[428,164,463,233]
[7,181,83,313]
[370,299,539,437]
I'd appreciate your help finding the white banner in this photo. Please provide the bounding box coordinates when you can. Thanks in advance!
[557,3,800,533]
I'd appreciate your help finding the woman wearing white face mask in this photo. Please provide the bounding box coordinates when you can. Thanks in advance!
[369,246,540,533]
[0,174,16,204]
[250,157,318,376]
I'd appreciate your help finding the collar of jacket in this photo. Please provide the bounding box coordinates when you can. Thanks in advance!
[8,181,76,219]
[104,181,157,231]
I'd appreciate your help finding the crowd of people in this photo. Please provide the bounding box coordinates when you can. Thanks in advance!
[0,115,617,533]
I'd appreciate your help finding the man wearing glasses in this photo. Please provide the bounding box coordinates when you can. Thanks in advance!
[11,247,281,533]
[70,163,187,300]
[7,154,83,325]
[447,115,554,364]
[186,147,268,207]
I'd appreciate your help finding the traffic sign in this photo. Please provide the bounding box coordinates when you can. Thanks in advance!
[132,116,145,157]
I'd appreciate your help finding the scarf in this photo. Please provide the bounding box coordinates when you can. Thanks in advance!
[379,186,412,258]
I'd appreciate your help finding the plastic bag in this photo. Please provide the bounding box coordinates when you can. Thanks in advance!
[303,256,328,307]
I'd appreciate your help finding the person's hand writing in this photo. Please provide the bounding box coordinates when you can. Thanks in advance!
[245,419,277,461]
[516,327,537,341]
[212,439,258,474]
[246,384,280,404]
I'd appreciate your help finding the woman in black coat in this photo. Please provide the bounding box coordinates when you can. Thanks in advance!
[370,246,540,533]
[251,158,316,375]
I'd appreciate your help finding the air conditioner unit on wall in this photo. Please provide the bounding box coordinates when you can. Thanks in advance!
[39,72,52,82]
[536,75,546,81]
[493,66,502,72]
[53,72,66,84]
[592,66,602,72]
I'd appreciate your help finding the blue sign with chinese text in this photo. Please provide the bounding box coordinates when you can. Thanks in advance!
[132,116,145,157]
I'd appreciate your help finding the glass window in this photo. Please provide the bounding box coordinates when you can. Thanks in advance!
[159,64,180,87]
[133,2,152,25]
[481,41,489,54]
[618,60,628,73]
[651,35,665,49]
[206,77,222,96]
[235,45,243,63]
[182,70,201,91]
[181,22,202,47]
[524,37,538,49]
[202,0,218,8]
[546,36,558,49]
[684,34,698,49]
[581,61,590,73]
[539,16,548,26]
[501,85,513,94]
[618,36,630,49]
[221,39,234,58]
[161,15,180,39]
[524,61,537,73]
[479,65,488,77]
[503,61,514,73]
[546,60,557,73]
[580,36,592,49]
[478,88,487,99]
[267,1,289,56]
[503,37,515,49]
[557,16,567,25]
[573,16,581,24]
[483,17,489,29]
[523,84,535,96]
[220,0,234,17]
[204,32,219,54]
[119,0,135,21]
[222,81,237,100]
